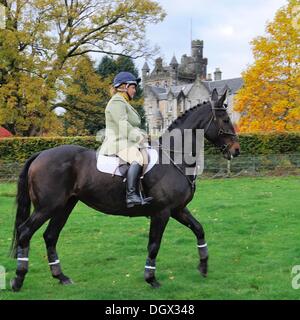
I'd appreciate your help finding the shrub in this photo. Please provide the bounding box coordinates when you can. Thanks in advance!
[0,133,299,163]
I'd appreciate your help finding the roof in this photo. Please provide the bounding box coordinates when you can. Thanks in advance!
[170,55,179,66]
[142,62,150,71]
[202,77,243,95]
[0,127,13,138]
[148,86,167,99]
[146,77,243,101]
[147,83,194,100]
[171,83,194,97]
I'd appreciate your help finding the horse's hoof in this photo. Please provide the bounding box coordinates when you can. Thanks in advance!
[148,279,161,288]
[59,277,74,285]
[10,278,22,292]
[199,266,208,277]
[198,259,208,277]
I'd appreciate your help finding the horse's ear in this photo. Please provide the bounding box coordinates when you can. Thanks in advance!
[211,88,218,103]
[218,90,227,107]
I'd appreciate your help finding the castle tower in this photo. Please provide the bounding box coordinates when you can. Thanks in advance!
[191,40,208,79]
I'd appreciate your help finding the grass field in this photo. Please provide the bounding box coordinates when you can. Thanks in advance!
[0,176,300,300]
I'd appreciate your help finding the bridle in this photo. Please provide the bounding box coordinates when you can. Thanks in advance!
[204,101,237,155]
[156,101,238,191]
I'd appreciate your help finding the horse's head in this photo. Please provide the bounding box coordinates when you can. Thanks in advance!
[203,89,240,160]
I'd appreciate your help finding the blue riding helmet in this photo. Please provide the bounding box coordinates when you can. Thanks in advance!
[113,72,141,88]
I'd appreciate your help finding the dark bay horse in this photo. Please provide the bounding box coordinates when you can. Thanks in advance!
[11,89,240,291]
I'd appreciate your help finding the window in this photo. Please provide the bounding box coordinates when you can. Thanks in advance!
[180,99,184,112]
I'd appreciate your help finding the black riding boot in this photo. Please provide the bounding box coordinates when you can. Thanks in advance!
[126,161,152,208]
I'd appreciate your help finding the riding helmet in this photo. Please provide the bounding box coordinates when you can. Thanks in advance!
[113,72,141,88]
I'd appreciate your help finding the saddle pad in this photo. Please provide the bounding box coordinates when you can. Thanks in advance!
[96,148,158,176]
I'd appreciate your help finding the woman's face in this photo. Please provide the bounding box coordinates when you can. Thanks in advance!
[127,84,137,99]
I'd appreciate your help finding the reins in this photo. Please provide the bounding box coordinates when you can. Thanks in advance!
[160,147,198,192]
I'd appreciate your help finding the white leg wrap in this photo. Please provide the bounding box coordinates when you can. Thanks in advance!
[145,266,156,270]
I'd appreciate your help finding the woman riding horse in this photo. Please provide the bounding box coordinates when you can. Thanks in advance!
[99,71,152,208]
[10,87,240,292]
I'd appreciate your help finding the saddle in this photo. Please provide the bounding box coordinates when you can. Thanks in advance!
[96,148,158,178]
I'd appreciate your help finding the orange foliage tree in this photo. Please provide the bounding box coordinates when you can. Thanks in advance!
[234,0,300,133]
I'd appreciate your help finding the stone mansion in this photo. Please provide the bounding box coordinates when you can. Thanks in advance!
[142,40,243,135]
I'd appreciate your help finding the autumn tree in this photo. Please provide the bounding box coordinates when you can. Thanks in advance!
[234,0,300,133]
[0,0,165,136]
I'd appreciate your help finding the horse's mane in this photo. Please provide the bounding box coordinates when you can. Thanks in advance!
[166,101,208,132]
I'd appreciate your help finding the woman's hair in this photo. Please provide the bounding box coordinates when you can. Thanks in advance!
[110,83,127,96]
[110,86,118,96]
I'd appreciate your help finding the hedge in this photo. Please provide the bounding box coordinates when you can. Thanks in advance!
[0,133,300,163]
[0,136,101,163]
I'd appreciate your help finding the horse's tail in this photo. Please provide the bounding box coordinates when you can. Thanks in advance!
[10,152,41,258]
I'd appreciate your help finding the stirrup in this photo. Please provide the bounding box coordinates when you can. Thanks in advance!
[127,201,141,208]
[139,190,153,205]
[141,197,153,205]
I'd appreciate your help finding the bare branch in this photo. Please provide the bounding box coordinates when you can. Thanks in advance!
[69,48,144,60]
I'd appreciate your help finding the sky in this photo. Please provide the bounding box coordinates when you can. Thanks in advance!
[135,0,288,79]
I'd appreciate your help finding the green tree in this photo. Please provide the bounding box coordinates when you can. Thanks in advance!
[0,0,165,136]
[57,55,109,136]
[97,56,118,79]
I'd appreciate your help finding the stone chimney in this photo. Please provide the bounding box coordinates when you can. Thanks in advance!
[214,68,222,81]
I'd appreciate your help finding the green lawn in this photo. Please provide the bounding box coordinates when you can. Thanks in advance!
[0,176,300,300]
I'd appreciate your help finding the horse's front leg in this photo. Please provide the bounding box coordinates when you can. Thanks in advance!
[144,209,170,288]
[171,207,208,277]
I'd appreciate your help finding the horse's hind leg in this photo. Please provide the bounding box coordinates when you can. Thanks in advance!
[144,209,170,288]
[11,210,53,292]
[43,197,78,285]
[171,207,208,277]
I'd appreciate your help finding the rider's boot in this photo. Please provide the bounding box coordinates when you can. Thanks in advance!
[126,161,153,208]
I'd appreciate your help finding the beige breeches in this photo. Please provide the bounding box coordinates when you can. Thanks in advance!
[117,146,148,166]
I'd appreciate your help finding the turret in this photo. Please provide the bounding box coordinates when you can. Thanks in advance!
[169,55,179,85]
[142,61,150,82]
[170,55,179,68]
